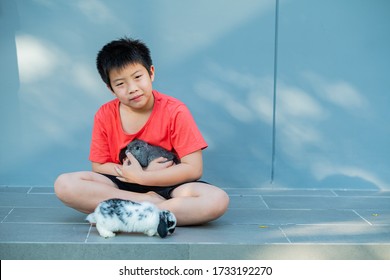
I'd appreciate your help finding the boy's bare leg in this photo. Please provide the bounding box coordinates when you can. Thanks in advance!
[55,172,229,225]
[54,171,166,213]
[157,182,229,226]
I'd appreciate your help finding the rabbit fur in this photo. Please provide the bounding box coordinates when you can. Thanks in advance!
[86,198,176,238]
[119,138,180,167]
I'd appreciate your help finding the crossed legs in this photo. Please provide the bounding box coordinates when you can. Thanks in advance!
[54,171,229,226]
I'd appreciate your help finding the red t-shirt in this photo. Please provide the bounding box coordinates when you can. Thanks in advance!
[89,90,208,164]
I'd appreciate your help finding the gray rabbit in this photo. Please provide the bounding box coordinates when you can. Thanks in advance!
[119,139,180,167]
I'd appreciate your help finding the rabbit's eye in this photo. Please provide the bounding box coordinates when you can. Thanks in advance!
[136,146,140,150]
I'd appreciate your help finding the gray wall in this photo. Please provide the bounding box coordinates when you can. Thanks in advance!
[1,0,389,190]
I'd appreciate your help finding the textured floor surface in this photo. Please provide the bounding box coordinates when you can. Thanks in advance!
[1,185,389,259]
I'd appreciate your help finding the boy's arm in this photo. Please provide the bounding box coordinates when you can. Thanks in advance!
[92,162,122,176]
[116,150,203,186]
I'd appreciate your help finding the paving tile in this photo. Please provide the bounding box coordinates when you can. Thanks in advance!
[3,207,87,224]
[0,207,13,221]
[334,190,390,197]
[282,225,390,243]
[86,228,158,243]
[0,243,190,260]
[228,195,267,209]
[3,242,389,260]
[0,186,30,193]
[355,210,390,225]
[215,208,367,225]
[87,223,289,244]
[0,193,64,208]
[263,196,390,210]
[225,188,265,196]
[172,224,289,244]
[29,187,55,194]
[226,188,335,196]
[0,223,89,242]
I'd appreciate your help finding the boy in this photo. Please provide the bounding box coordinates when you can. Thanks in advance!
[54,37,229,226]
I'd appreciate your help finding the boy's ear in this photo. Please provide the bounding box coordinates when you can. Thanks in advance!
[150,65,155,82]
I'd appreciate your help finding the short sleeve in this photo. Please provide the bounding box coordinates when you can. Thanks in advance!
[89,113,111,163]
[170,104,208,159]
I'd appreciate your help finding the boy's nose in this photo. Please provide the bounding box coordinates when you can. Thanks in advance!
[127,83,138,94]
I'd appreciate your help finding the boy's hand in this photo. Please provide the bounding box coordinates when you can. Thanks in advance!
[145,157,175,171]
[115,152,144,184]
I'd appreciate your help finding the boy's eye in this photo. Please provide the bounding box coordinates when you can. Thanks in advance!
[115,82,124,87]
[135,75,142,79]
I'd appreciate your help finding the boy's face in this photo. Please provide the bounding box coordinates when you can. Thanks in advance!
[109,63,155,111]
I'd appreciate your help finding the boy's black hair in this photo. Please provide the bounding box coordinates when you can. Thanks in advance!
[96,37,153,89]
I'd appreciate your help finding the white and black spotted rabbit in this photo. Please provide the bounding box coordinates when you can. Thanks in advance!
[86,199,176,238]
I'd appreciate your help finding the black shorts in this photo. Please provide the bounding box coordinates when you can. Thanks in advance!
[100,173,209,200]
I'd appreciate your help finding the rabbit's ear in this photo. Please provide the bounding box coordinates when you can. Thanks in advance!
[157,212,168,238]
[166,212,176,234]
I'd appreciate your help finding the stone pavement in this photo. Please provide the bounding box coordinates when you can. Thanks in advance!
[0,185,389,259]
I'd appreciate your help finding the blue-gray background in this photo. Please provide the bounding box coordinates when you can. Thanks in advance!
[1,0,389,190]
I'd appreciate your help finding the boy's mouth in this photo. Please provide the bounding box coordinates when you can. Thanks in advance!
[130,94,143,101]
